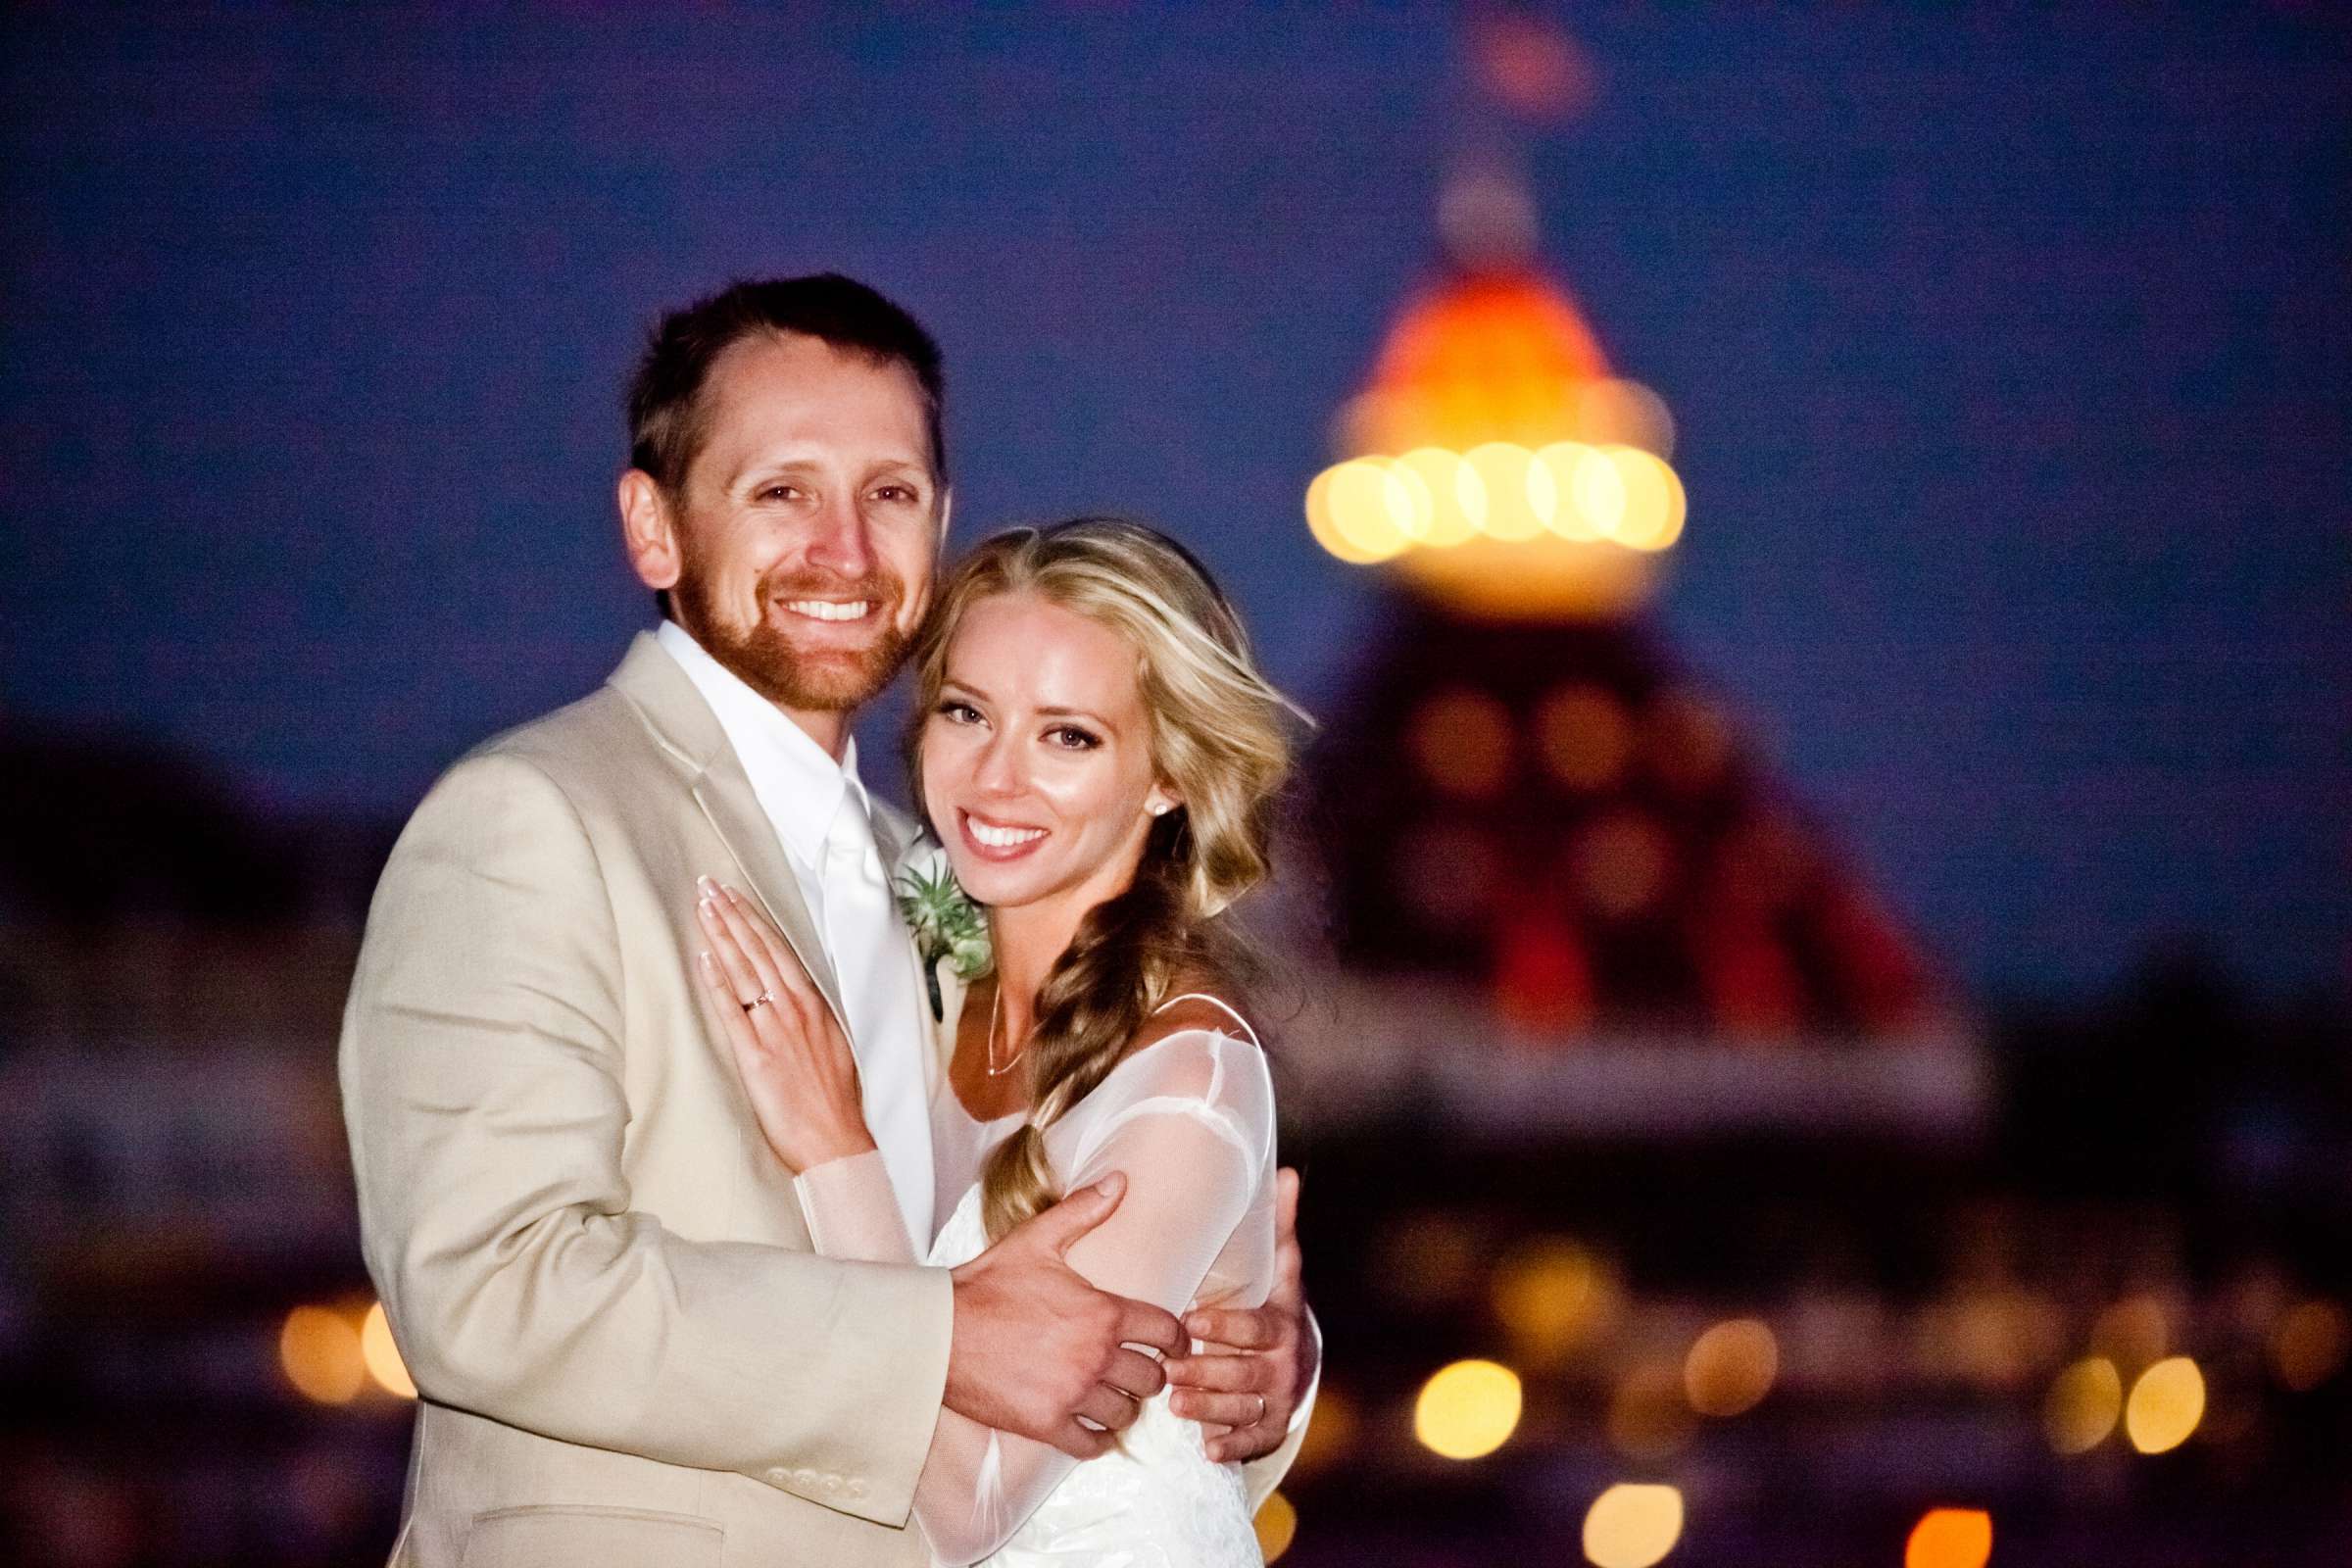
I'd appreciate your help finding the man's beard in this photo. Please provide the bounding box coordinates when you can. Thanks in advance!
[672,557,912,714]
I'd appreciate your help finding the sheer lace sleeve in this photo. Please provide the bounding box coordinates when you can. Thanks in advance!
[795,1150,919,1263]
[864,1031,1274,1566]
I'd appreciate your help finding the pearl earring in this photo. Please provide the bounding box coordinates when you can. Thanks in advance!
[1149,801,1172,817]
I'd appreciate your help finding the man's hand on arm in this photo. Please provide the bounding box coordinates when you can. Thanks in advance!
[1165,1166,1316,1464]
[943,1172,1188,1459]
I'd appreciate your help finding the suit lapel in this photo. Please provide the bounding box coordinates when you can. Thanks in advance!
[690,764,850,1028]
[607,632,850,1031]
[866,795,917,871]
[932,965,968,1084]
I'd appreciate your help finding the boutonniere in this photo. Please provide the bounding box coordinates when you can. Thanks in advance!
[894,839,992,1021]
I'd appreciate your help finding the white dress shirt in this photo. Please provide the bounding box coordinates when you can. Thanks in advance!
[657,619,935,1247]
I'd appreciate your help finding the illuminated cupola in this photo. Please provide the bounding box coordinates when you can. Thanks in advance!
[1306,177,1936,1041]
[1305,172,1686,620]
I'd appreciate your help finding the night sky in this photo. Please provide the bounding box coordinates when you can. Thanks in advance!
[4,6,2345,1000]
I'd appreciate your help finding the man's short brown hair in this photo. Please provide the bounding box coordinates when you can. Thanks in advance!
[626,273,948,494]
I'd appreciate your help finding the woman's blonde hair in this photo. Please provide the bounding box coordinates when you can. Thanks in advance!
[906,518,1303,1242]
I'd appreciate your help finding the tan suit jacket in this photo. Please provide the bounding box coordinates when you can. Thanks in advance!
[341,632,951,1568]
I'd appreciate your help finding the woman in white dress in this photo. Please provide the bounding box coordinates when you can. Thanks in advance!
[696,518,1303,1566]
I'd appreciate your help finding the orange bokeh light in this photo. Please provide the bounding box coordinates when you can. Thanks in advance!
[1905,1508,1992,1568]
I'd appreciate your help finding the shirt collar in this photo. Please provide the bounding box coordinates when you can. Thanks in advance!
[655,619,865,868]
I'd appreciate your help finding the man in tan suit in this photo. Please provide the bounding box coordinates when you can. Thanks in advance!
[341,275,1311,1566]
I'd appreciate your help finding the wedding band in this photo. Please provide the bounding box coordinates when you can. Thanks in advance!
[744,991,774,1012]
[1250,1394,1266,1424]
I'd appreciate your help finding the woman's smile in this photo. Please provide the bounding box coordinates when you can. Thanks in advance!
[958,808,1050,858]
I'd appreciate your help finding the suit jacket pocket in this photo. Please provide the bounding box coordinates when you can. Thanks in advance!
[460,1505,722,1568]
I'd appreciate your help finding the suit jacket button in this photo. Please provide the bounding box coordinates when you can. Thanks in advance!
[794,1467,818,1487]
[764,1466,791,1485]
[822,1472,842,1491]
[847,1478,866,1499]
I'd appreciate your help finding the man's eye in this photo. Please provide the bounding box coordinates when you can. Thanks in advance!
[872,483,920,504]
[758,484,802,503]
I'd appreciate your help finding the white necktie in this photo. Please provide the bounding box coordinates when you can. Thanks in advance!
[821,792,935,1246]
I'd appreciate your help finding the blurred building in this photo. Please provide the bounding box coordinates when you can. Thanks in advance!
[0,720,408,1567]
[1250,180,2350,1566]
[1283,187,1978,1150]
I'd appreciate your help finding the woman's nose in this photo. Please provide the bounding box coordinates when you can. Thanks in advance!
[973,734,1024,795]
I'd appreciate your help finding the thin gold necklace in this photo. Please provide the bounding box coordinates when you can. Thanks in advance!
[986,984,1027,1078]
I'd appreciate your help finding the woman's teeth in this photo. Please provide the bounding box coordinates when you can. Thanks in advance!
[967,817,1046,849]
[783,599,873,621]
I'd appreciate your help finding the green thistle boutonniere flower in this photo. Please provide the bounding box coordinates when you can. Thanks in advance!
[895,847,991,1020]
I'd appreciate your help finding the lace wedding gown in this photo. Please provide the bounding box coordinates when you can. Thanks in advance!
[795,998,1276,1567]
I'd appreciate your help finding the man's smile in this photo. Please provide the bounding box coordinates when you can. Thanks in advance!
[779,598,875,622]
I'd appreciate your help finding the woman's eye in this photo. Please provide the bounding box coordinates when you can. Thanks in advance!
[935,700,981,725]
[1047,725,1101,751]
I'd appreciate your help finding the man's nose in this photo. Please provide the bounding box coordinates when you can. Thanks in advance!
[804,493,875,579]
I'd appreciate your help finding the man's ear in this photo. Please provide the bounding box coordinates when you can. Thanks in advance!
[928,486,956,591]
[618,469,682,592]
[900,484,954,631]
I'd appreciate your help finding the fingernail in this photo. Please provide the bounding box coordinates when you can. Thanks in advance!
[723,885,744,905]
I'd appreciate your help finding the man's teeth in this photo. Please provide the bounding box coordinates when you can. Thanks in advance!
[783,600,873,621]
[968,818,1046,849]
